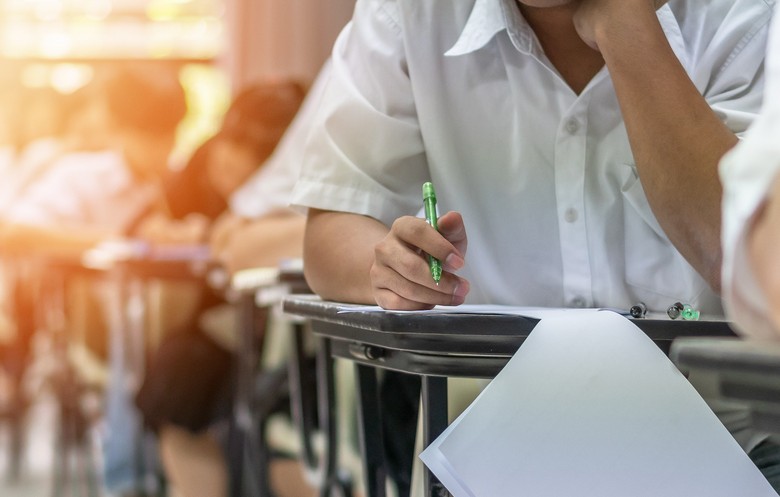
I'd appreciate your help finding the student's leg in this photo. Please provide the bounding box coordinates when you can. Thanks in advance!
[381,371,420,497]
[159,425,228,497]
[748,439,780,495]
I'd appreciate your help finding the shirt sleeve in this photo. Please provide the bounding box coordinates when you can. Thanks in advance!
[229,60,333,219]
[679,0,775,135]
[5,153,152,236]
[5,159,89,226]
[720,7,780,340]
[291,0,430,227]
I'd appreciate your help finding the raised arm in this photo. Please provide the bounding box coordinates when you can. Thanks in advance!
[574,0,765,291]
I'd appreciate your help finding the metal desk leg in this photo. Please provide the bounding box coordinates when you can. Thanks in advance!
[289,323,318,470]
[314,337,352,497]
[421,376,449,497]
[355,362,387,497]
[281,332,351,496]
[230,293,272,497]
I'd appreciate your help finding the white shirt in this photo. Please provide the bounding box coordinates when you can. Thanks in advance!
[229,61,332,219]
[293,0,773,314]
[0,138,62,214]
[5,150,157,235]
[721,5,780,340]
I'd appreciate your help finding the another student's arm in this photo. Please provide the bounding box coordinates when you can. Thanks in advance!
[304,208,468,310]
[748,175,780,330]
[573,0,764,292]
[211,210,306,274]
[0,222,110,257]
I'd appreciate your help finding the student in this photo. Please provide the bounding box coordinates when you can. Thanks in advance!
[721,8,780,340]
[136,80,306,247]
[291,0,777,493]
[0,65,185,252]
[208,61,333,274]
[0,83,112,217]
[136,73,331,497]
[0,64,187,497]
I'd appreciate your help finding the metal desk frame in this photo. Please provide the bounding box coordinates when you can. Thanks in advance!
[672,337,780,435]
[283,296,736,497]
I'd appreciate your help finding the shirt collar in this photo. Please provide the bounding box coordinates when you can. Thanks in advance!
[446,0,689,71]
[445,0,535,57]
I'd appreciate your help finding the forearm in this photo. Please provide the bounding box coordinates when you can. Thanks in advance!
[0,222,108,257]
[304,209,388,304]
[595,8,735,290]
[219,214,306,274]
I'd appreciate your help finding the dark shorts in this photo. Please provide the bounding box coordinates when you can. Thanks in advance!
[135,330,234,433]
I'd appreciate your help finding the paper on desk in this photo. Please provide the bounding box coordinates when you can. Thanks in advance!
[420,310,776,497]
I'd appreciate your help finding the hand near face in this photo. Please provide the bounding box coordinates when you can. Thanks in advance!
[370,211,470,310]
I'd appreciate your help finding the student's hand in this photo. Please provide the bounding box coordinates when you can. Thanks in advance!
[573,0,666,51]
[136,213,209,245]
[749,174,780,330]
[210,212,248,251]
[370,211,470,310]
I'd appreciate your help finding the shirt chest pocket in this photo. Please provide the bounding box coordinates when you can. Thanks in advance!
[620,165,707,305]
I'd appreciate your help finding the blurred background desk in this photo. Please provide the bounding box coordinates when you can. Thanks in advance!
[84,242,214,497]
[283,297,737,497]
[672,338,780,435]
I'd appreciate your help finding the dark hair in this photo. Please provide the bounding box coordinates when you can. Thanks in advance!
[104,64,187,134]
[218,80,305,163]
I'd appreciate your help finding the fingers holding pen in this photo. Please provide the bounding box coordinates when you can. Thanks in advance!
[371,263,470,310]
[371,215,470,309]
[436,211,468,268]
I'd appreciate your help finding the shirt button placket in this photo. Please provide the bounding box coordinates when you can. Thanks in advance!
[556,107,593,308]
[565,118,580,135]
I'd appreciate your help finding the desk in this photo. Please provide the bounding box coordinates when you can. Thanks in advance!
[1,253,106,494]
[231,264,353,497]
[282,296,736,497]
[671,338,780,435]
[84,242,213,496]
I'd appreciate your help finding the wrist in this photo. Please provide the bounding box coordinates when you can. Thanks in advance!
[591,4,660,54]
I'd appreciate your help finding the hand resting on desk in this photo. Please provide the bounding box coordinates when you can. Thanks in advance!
[305,208,469,311]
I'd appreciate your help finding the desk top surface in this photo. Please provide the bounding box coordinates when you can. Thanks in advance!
[283,295,736,356]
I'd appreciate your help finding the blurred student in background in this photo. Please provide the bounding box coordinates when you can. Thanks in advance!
[0,64,184,251]
[0,83,111,213]
[0,63,187,496]
[134,78,316,497]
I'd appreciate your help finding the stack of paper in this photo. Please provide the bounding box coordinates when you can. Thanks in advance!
[420,310,775,497]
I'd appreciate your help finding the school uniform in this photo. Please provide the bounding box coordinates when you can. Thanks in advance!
[4,149,158,232]
[721,5,780,342]
[292,0,777,493]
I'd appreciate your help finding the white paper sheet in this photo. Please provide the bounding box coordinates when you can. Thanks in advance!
[337,304,621,319]
[420,310,775,497]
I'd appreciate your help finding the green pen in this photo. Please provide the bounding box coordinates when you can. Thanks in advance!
[423,181,442,284]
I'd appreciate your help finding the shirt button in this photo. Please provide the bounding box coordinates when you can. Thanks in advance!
[564,208,578,223]
[565,118,580,134]
[571,297,586,308]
